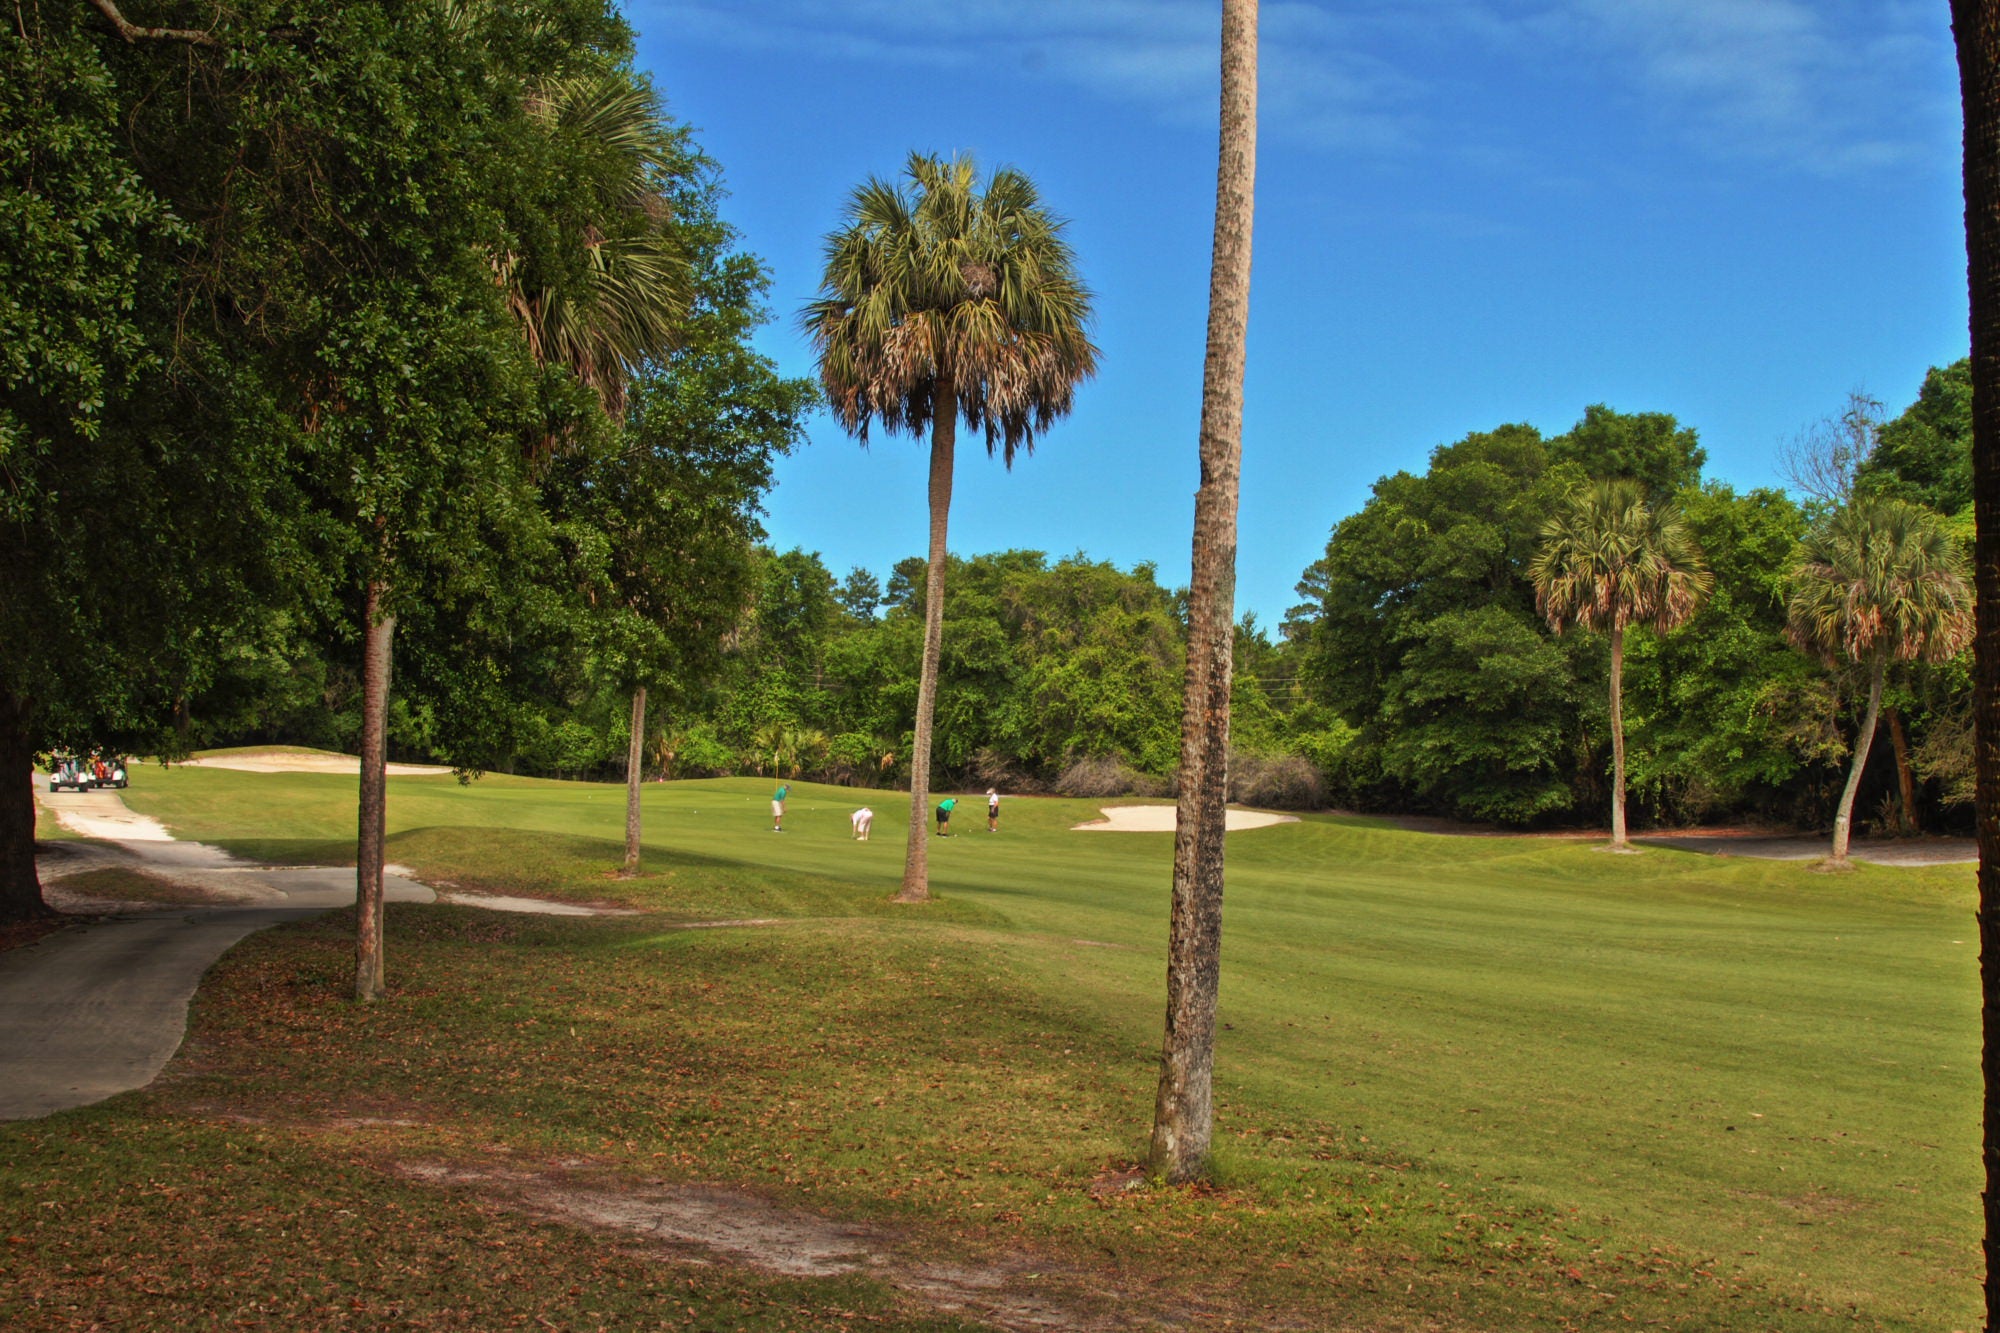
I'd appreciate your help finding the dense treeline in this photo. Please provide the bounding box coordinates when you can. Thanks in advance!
[176,365,1978,837]
[1289,380,1973,831]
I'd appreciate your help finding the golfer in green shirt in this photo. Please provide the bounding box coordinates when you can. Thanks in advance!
[934,796,956,836]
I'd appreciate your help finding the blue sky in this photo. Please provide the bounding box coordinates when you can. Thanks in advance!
[624,0,1967,625]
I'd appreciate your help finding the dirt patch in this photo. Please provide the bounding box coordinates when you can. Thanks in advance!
[433,889,642,918]
[0,914,74,955]
[659,918,784,931]
[388,1156,1161,1331]
[1729,1188,1870,1221]
[46,866,251,912]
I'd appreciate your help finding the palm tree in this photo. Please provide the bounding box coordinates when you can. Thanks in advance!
[1530,480,1712,850]
[804,152,1097,903]
[496,68,690,422]
[1948,3,2000,1314]
[1149,0,1257,1187]
[1787,497,1971,867]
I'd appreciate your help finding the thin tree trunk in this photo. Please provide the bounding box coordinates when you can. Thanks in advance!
[1150,0,1256,1186]
[1608,624,1628,848]
[355,580,394,1002]
[1951,4,2000,1321]
[897,364,955,904]
[1887,705,1921,834]
[1831,654,1886,865]
[622,685,647,876]
[0,687,48,924]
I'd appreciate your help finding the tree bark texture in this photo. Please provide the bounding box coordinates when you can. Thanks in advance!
[354,582,394,1002]
[1608,624,1628,848]
[0,688,48,923]
[623,685,647,876]
[1830,655,1885,865]
[1888,706,1921,834]
[898,365,955,903]
[1951,3,2000,1323]
[1150,0,1256,1186]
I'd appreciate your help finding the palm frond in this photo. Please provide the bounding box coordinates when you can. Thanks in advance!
[802,151,1098,462]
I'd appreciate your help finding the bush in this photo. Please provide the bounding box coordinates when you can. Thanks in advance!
[1055,755,1164,799]
[968,747,1043,795]
[666,725,735,778]
[1228,751,1325,810]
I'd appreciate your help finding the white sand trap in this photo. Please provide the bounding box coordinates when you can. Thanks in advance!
[1075,804,1298,832]
[180,749,450,776]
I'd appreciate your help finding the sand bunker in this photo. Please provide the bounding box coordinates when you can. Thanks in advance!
[180,749,450,776]
[1074,804,1297,833]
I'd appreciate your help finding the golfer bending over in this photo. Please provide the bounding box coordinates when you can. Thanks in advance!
[850,807,874,840]
[935,796,956,836]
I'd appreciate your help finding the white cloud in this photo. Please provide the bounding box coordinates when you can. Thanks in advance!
[632,0,1955,176]
[631,0,1426,153]
[1534,0,1954,174]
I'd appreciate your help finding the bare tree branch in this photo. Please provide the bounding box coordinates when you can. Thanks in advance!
[1780,389,1884,508]
[87,0,221,46]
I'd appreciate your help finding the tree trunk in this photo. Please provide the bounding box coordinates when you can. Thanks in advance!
[1950,3,2000,1322]
[355,580,394,1002]
[0,687,48,924]
[1150,0,1256,1187]
[622,685,647,876]
[897,363,955,904]
[1830,653,1886,866]
[1887,705,1921,834]
[1608,624,1628,849]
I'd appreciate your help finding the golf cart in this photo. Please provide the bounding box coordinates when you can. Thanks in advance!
[47,754,91,793]
[95,755,128,789]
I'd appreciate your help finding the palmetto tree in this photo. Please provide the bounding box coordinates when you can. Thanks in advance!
[1787,497,1971,866]
[804,152,1097,902]
[498,67,689,421]
[1149,0,1258,1186]
[1530,480,1712,850]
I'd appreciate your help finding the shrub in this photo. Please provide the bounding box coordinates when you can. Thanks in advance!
[1228,751,1325,810]
[1055,755,1164,799]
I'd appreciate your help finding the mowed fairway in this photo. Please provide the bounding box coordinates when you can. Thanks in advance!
[11,761,1979,1330]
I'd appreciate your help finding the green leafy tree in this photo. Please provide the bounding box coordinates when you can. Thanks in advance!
[1618,484,1819,823]
[550,145,812,875]
[1531,481,1713,849]
[0,2,307,922]
[1289,423,1588,823]
[1858,359,1972,516]
[1551,404,1706,502]
[1787,498,1971,865]
[804,152,1097,902]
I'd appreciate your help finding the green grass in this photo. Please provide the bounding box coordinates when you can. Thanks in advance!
[1,761,1979,1330]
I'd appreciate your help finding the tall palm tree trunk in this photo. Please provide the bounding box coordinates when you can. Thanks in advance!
[1151,0,1257,1186]
[898,366,955,903]
[623,685,647,876]
[1831,653,1886,865]
[0,687,47,923]
[355,579,395,1001]
[1887,706,1921,834]
[1608,624,1628,849]
[1951,4,2000,1318]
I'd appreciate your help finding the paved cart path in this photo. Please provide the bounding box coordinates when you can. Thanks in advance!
[4,775,620,1120]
